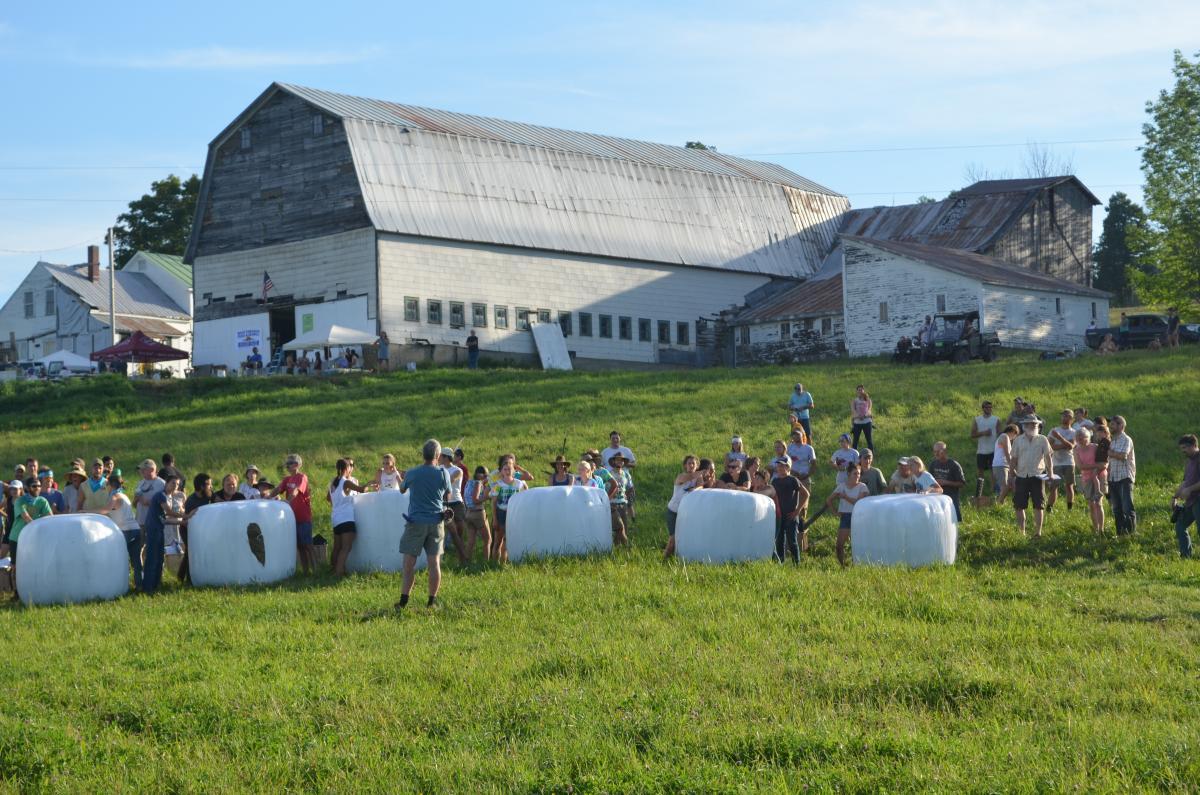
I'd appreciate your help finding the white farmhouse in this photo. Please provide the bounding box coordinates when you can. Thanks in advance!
[0,246,192,374]
[184,83,849,370]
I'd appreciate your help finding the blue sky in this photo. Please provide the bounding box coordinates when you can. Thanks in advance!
[1,0,1197,306]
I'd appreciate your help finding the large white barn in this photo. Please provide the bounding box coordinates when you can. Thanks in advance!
[185,83,849,370]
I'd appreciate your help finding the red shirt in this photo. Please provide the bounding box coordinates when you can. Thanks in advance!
[280,473,312,523]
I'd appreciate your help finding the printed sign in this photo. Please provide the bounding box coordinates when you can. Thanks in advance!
[236,329,261,349]
[302,313,314,334]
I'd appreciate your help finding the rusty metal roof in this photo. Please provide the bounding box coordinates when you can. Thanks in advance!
[105,314,190,338]
[186,83,849,278]
[842,236,1109,298]
[731,273,843,325]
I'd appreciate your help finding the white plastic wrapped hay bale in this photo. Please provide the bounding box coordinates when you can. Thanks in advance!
[851,494,957,567]
[675,490,776,563]
[15,514,130,606]
[350,490,435,572]
[505,485,611,562]
[188,500,298,587]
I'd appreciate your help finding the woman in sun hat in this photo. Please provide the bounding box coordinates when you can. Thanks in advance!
[548,455,575,486]
[239,465,263,500]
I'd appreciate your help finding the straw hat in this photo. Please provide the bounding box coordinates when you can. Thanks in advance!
[550,454,573,468]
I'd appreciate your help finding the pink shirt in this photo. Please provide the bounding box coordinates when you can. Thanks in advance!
[851,397,873,423]
[1074,444,1105,484]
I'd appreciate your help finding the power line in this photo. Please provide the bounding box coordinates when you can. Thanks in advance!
[0,235,104,255]
[739,137,1140,156]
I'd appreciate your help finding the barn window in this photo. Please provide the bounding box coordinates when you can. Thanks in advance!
[658,320,670,344]
[579,312,593,336]
[449,301,465,327]
[202,292,213,305]
[494,305,509,329]
[1055,298,1063,315]
[427,300,443,325]
[599,315,612,338]
[240,127,251,150]
[23,291,33,318]
[404,297,419,322]
[936,294,946,312]
[472,303,487,328]
[538,308,551,324]
[879,302,889,323]
[515,307,532,331]
[676,322,690,346]
[822,317,832,334]
[780,321,790,338]
[618,316,632,340]
[234,293,252,300]
[312,114,324,136]
[1090,302,1097,319]
[558,312,572,337]
[638,318,651,342]
[44,289,55,315]
[739,326,750,345]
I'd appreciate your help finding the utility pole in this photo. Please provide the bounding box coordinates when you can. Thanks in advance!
[107,228,117,346]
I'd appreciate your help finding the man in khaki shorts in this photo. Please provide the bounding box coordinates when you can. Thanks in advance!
[396,439,452,609]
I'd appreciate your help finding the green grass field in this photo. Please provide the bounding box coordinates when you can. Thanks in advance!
[2,349,1199,792]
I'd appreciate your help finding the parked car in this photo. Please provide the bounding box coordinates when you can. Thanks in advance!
[1085,313,1200,349]
[921,311,1000,364]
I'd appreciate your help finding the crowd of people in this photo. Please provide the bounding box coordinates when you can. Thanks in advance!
[2,383,1198,607]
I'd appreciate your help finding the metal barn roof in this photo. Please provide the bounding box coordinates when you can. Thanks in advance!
[841,236,1109,298]
[123,251,192,287]
[839,176,1099,253]
[187,83,850,279]
[731,273,844,325]
[46,264,190,319]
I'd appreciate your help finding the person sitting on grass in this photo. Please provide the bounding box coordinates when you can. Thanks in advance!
[489,458,528,562]
[664,455,704,559]
[396,439,454,610]
[1097,333,1119,355]
[462,465,492,563]
[827,464,869,568]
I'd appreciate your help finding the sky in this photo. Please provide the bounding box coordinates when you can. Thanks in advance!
[1,0,1197,306]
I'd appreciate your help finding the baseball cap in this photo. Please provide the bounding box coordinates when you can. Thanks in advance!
[897,457,912,465]
[8,480,24,490]
[773,456,791,468]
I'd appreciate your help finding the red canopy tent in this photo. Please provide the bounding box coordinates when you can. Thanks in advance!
[90,331,190,364]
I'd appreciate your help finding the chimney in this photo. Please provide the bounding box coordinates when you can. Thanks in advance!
[87,245,100,282]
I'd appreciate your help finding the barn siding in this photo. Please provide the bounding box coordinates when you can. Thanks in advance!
[376,233,768,364]
[0,264,58,358]
[982,286,1106,351]
[193,92,372,259]
[986,182,1093,285]
[843,245,981,357]
[193,228,376,323]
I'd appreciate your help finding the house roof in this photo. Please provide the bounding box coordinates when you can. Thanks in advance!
[123,251,192,287]
[105,314,190,338]
[186,83,849,279]
[731,273,844,325]
[46,263,190,319]
[838,175,1100,253]
[841,236,1109,299]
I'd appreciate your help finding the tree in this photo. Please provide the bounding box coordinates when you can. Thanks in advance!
[110,174,201,266]
[1092,192,1149,305]
[1130,50,1200,308]
[915,195,938,204]
[685,141,716,151]
[1020,141,1074,178]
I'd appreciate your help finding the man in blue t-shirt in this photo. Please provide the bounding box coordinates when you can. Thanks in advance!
[787,383,815,442]
[396,439,452,609]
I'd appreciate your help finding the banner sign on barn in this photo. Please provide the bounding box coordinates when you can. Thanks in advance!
[236,329,262,349]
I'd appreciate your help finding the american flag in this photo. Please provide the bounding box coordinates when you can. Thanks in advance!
[261,271,274,300]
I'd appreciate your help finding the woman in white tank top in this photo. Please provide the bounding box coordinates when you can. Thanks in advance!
[96,474,143,586]
[329,458,371,577]
[664,455,705,559]
[992,425,1018,502]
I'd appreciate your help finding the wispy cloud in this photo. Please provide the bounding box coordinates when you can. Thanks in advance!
[97,44,383,70]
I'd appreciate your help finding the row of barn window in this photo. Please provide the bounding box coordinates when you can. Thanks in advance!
[23,289,56,319]
[402,296,693,346]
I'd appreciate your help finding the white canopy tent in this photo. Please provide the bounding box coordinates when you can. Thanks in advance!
[35,349,98,371]
[281,324,378,351]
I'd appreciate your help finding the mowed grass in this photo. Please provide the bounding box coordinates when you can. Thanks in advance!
[1,349,1199,791]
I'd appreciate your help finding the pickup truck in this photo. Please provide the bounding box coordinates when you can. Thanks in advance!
[1085,313,1200,349]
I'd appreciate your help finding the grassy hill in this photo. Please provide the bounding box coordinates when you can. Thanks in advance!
[2,349,1198,791]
